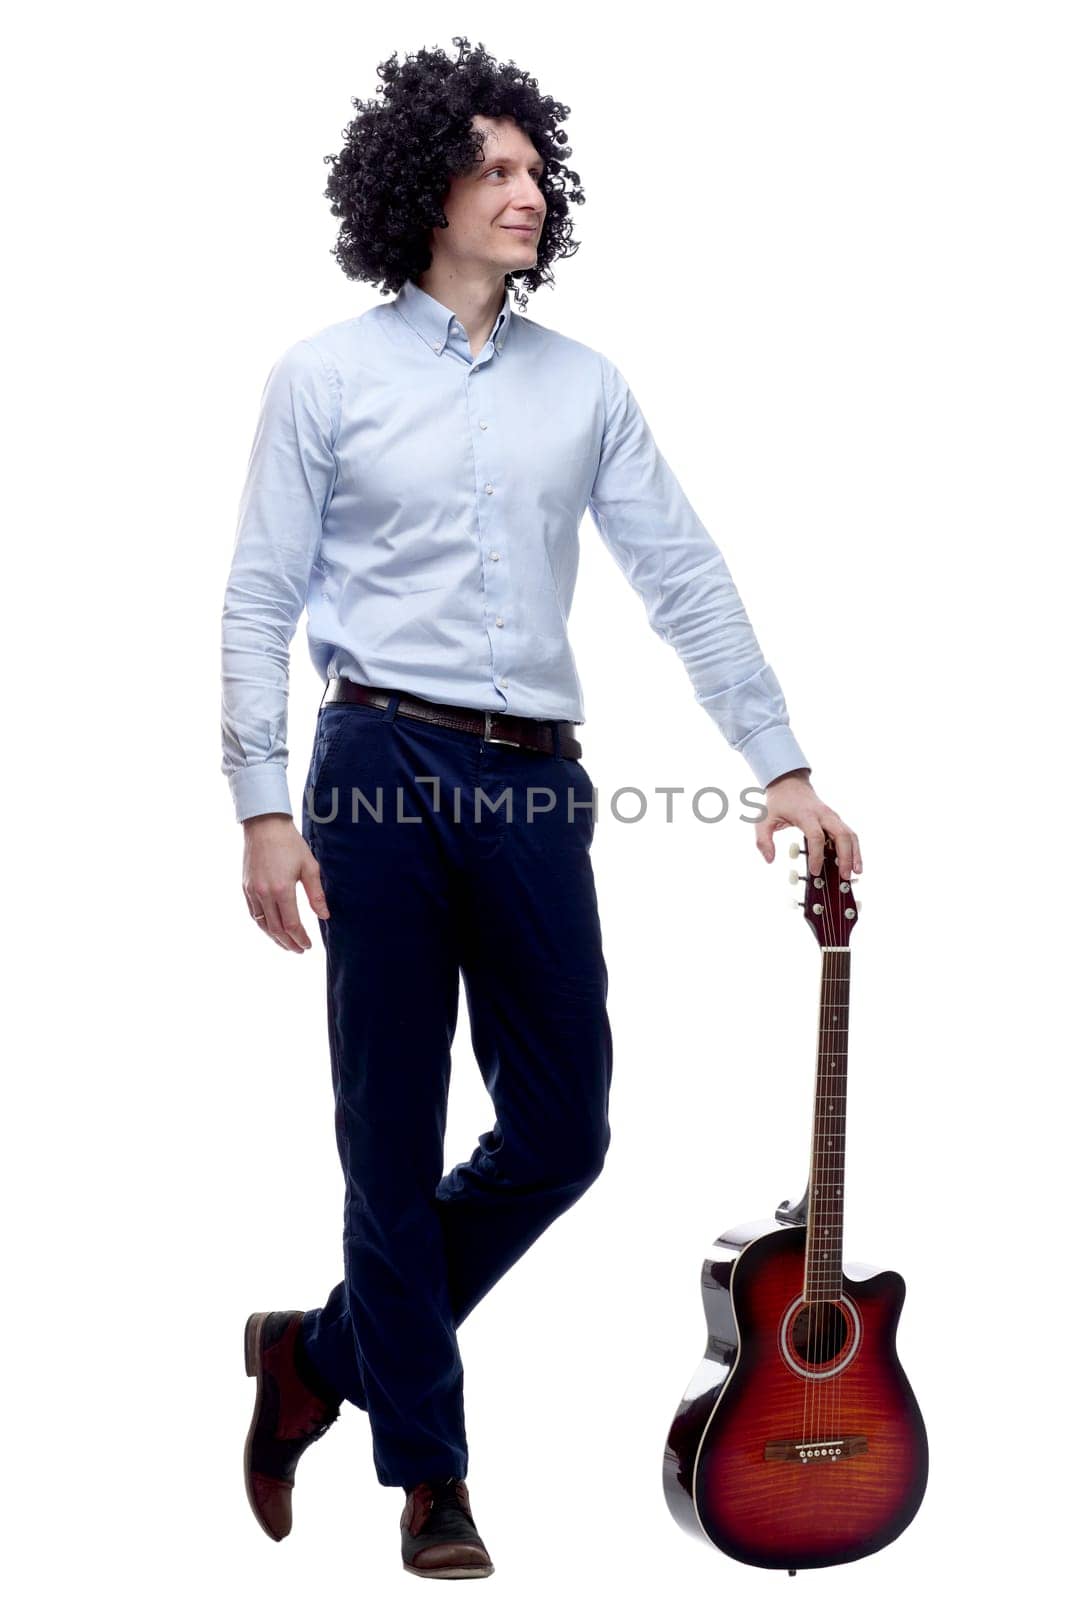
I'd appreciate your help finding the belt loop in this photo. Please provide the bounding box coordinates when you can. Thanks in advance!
[551,721,561,759]
[383,693,400,723]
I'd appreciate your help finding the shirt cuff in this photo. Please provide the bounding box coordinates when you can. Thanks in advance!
[736,725,812,789]
[229,762,294,823]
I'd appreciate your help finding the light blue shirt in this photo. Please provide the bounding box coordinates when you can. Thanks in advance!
[221,276,810,822]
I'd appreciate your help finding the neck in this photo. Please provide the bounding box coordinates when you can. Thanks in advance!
[804,946,851,1301]
[413,266,507,349]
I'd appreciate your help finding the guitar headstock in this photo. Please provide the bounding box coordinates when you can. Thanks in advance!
[788,833,860,948]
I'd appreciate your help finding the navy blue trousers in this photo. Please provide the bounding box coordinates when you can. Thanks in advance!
[296,692,613,1489]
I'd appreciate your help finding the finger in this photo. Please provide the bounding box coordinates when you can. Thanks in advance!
[754,814,780,863]
[805,822,827,876]
[823,815,854,879]
[254,884,304,953]
[301,855,330,921]
[244,885,270,930]
[276,884,312,953]
[826,820,861,879]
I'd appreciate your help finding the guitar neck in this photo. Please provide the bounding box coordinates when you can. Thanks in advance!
[804,946,851,1301]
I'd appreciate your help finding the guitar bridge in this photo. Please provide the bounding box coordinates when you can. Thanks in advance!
[764,1435,869,1462]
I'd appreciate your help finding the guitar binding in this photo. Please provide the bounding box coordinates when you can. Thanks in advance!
[774,1184,809,1227]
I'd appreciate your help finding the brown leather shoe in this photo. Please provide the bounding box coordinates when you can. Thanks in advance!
[400,1475,494,1578]
[243,1309,342,1540]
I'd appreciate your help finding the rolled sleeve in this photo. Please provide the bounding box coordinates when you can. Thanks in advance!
[587,356,811,787]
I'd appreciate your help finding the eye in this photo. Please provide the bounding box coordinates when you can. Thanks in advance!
[486,166,544,182]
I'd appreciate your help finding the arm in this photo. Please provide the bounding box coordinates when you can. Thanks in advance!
[221,338,339,822]
[586,356,860,877]
[221,338,338,945]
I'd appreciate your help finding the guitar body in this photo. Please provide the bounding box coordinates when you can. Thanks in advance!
[663,1216,928,1570]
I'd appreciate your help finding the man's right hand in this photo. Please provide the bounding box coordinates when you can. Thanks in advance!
[242,814,330,952]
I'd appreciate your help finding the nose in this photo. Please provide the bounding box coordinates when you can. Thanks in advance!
[520,173,544,213]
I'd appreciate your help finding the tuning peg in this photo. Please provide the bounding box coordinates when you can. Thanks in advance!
[854,898,862,910]
[788,841,805,858]
[790,898,804,910]
[788,869,806,885]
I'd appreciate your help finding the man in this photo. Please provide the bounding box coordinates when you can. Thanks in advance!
[222,38,861,1580]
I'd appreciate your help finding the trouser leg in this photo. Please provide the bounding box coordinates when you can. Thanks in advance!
[297,701,469,1488]
[437,743,613,1322]
[297,711,612,1485]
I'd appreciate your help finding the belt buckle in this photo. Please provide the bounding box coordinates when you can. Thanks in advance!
[484,710,522,748]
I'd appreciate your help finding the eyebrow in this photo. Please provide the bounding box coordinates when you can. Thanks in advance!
[484,154,545,171]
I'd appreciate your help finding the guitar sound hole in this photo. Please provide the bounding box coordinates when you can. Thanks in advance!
[789,1302,849,1365]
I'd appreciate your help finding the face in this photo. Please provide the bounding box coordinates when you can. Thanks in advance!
[429,114,546,274]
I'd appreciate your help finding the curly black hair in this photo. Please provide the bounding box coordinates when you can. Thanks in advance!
[321,36,585,312]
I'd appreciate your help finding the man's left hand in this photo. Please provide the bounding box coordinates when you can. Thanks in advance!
[754,769,862,879]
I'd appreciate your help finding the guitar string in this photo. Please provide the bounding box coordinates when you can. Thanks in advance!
[825,934,838,1465]
[833,942,844,1456]
[826,943,841,1453]
[799,839,848,1456]
[811,865,833,1451]
[803,889,825,1453]
[823,912,844,1450]
[801,932,815,1451]
[806,941,821,1451]
[816,848,846,1453]
[833,890,852,1455]
[828,895,849,1454]
[802,866,819,1453]
[819,940,832,1449]
[836,940,851,1456]
[819,967,834,1443]
[815,942,832,1450]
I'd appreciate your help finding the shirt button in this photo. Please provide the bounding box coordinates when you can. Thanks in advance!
[479,420,488,429]
[433,341,442,352]
[500,678,509,688]
[495,616,504,627]
[485,483,494,494]
[489,550,500,560]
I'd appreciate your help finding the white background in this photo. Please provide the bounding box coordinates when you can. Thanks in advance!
[6,2,1064,1594]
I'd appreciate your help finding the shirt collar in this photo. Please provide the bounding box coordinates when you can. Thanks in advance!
[393,277,512,358]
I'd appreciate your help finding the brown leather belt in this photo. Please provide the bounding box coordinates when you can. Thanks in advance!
[322,678,583,760]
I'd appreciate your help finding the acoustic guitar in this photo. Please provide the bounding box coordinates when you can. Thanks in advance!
[662,833,928,1573]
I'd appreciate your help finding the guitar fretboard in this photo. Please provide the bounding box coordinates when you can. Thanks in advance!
[804,950,851,1301]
